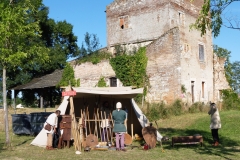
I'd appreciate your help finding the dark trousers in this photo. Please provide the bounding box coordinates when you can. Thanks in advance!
[211,129,219,143]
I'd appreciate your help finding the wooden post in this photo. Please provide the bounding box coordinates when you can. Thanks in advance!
[97,108,102,142]
[131,104,134,140]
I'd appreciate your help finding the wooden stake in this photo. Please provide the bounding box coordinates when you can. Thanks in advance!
[104,111,109,142]
[110,112,114,144]
[97,108,102,142]
[94,108,98,138]
[87,107,91,135]
[100,110,104,141]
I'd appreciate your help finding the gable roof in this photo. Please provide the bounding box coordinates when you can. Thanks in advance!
[12,70,63,90]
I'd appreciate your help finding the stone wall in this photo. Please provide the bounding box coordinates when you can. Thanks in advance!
[213,55,230,101]
[106,0,203,48]
[73,60,122,87]
[145,27,181,104]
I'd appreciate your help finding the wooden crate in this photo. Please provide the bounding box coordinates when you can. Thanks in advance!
[59,115,72,141]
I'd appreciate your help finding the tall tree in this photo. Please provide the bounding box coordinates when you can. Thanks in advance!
[231,61,240,93]
[0,0,49,146]
[191,0,240,37]
[79,32,101,57]
[3,4,80,107]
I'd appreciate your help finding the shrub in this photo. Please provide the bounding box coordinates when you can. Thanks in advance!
[188,102,206,113]
[97,76,107,87]
[170,99,182,116]
[222,89,240,110]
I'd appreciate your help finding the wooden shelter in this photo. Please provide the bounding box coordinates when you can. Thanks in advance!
[11,69,63,108]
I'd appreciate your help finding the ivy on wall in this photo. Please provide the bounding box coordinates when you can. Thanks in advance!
[97,76,107,87]
[110,47,148,94]
[57,63,80,87]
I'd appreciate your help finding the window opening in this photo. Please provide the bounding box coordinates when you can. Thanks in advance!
[110,77,117,87]
[199,44,204,61]
[191,81,195,103]
[202,82,205,98]
[119,16,128,29]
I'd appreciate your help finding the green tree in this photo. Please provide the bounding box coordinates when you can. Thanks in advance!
[0,0,49,146]
[191,0,240,37]
[231,61,240,93]
[2,4,80,107]
[79,32,101,57]
[58,63,76,87]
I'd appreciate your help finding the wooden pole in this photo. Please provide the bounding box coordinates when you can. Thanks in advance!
[110,113,114,143]
[97,108,102,142]
[94,108,98,138]
[86,107,91,135]
[131,103,134,140]
[100,110,104,141]
[104,111,109,142]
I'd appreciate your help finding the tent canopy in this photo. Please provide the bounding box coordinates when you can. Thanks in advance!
[72,87,143,98]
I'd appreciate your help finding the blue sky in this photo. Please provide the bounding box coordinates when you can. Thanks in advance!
[42,0,239,62]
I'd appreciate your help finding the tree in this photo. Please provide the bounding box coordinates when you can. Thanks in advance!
[79,32,101,57]
[57,63,77,87]
[2,4,80,107]
[0,0,49,146]
[231,61,240,93]
[191,0,240,37]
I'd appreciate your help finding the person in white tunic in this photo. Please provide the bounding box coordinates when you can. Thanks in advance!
[208,102,221,146]
[44,110,61,150]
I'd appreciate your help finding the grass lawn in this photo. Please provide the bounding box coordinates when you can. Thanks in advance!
[0,108,240,160]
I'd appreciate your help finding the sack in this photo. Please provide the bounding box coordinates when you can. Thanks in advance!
[44,123,52,131]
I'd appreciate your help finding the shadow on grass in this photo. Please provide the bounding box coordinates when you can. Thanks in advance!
[157,127,240,159]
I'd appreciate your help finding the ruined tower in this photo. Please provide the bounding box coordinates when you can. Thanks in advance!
[106,0,216,104]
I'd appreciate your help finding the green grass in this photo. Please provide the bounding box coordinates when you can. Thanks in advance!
[0,109,240,160]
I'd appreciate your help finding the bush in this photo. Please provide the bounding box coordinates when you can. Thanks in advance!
[170,99,182,116]
[222,89,240,110]
[97,76,107,87]
[188,102,206,113]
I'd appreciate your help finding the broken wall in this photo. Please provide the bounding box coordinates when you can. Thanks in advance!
[145,27,181,104]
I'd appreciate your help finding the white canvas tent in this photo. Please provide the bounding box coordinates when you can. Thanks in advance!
[30,87,162,147]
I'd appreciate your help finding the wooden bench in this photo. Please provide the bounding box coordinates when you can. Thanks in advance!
[172,136,203,147]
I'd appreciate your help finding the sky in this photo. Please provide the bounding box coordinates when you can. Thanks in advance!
[42,0,239,62]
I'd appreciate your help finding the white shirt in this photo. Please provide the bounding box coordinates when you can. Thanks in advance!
[44,113,58,133]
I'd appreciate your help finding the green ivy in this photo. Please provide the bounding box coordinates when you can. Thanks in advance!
[97,76,107,87]
[110,47,148,102]
[57,63,77,87]
[110,47,148,88]
[76,78,80,87]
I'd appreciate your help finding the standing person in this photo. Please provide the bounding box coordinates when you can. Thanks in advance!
[208,102,221,146]
[44,110,61,150]
[112,102,127,151]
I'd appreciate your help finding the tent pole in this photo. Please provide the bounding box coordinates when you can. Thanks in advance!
[131,102,133,140]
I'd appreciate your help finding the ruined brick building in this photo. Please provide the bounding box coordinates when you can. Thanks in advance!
[73,0,229,104]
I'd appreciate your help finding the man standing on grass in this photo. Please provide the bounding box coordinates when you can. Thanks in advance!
[112,102,127,151]
[208,102,221,146]
[44,110,61,150]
